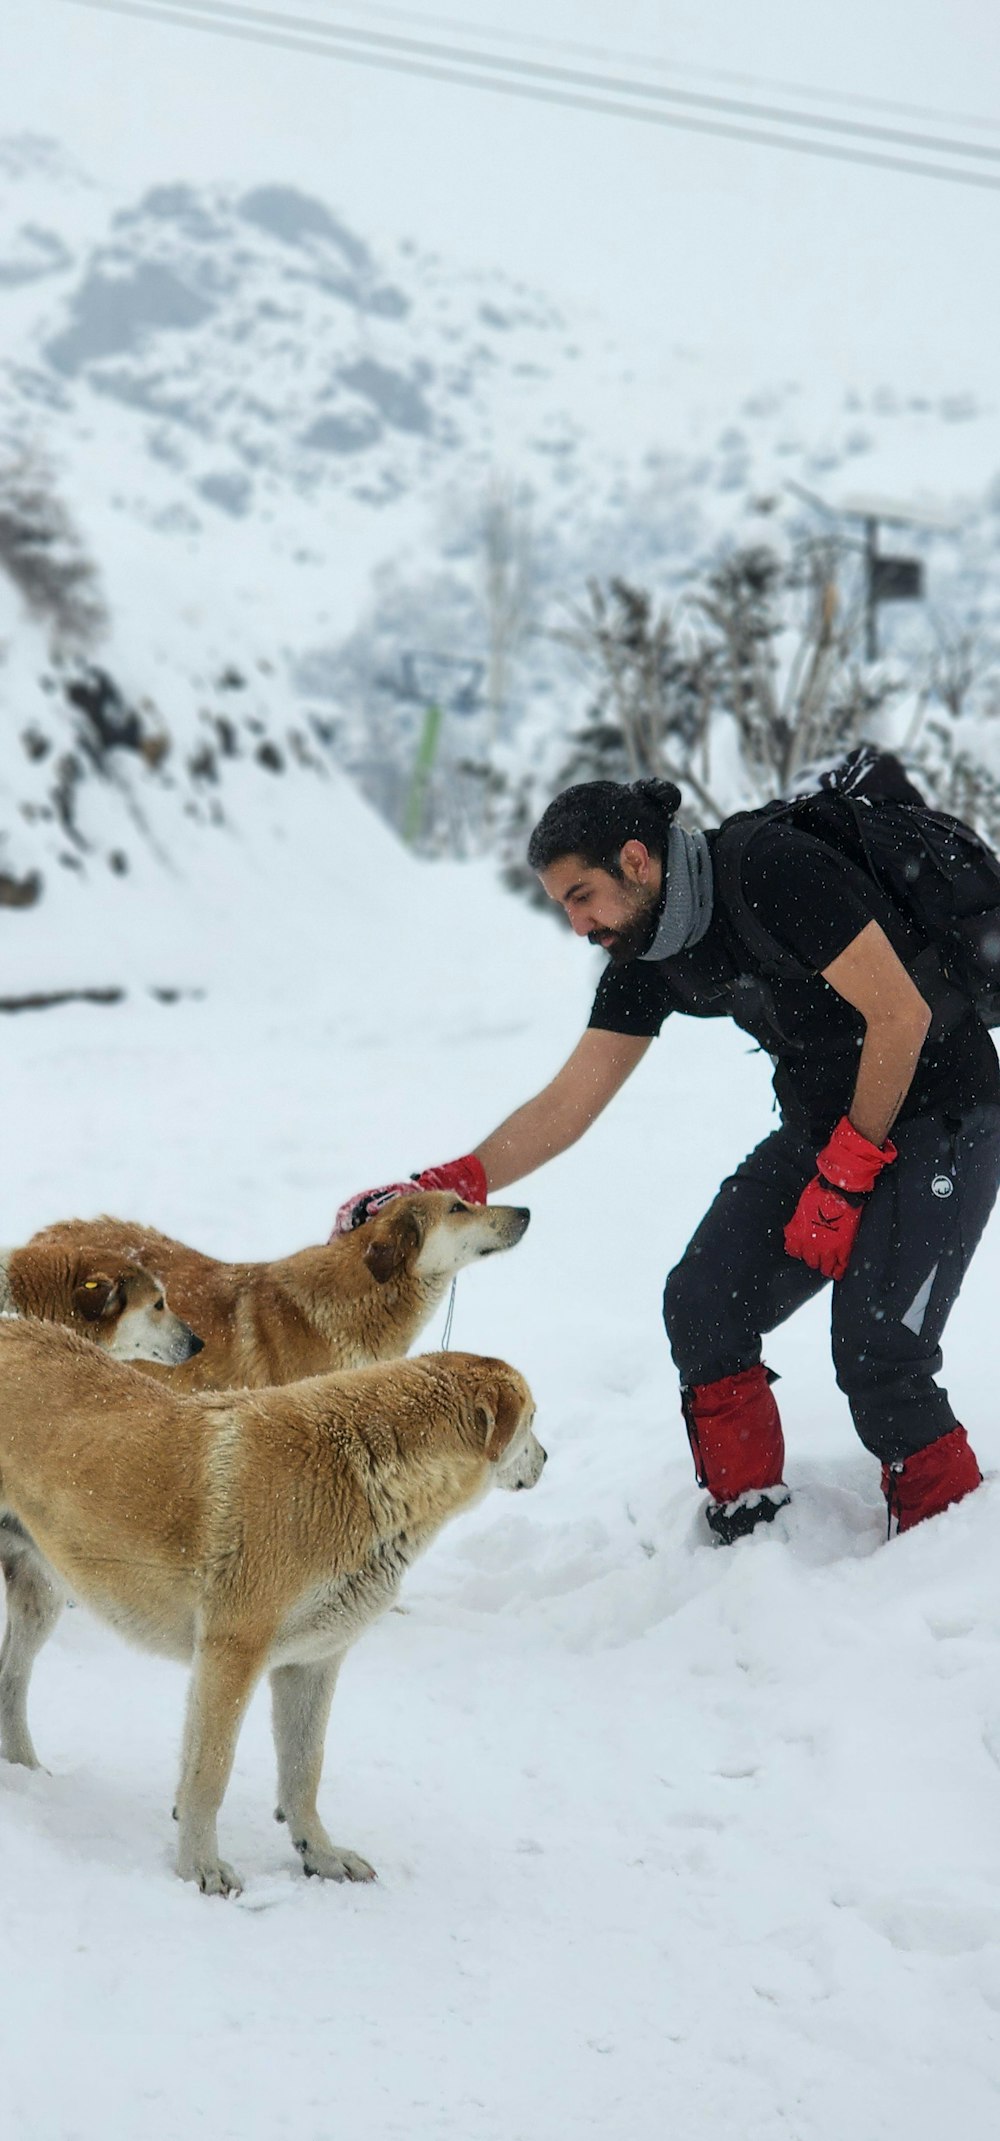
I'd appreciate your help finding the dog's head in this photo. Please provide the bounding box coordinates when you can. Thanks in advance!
[72,1261,204,1365]
[450,1353,546,1492]
[361,1191,530,1287]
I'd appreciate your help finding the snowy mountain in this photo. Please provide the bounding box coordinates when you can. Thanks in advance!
[0,134,629,959]
[3,131,1000,985]
[0,133,613,624]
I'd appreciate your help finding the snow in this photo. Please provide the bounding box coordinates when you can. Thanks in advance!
[2,3,1000,2130]
[4,771,1000,2140]
[6,0,1000,411]
[5,6,1000,755]
[4,37,1000,855]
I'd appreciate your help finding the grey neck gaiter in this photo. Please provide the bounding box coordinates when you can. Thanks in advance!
[639,823,714,961]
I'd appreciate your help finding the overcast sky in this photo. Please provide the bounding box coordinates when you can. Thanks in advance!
[3,1,999,422]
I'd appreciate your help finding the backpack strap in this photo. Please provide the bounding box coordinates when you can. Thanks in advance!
[712,810,812,980]
[713,800,972,1035]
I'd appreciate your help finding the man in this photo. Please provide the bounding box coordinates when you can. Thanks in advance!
[337,778,1000,1542]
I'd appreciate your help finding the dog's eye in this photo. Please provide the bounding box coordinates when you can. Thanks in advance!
[154,1297,165,1313]
[449,1201,466,1214]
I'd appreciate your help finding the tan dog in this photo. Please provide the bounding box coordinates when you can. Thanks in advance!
[0,1265,203,1771]
[20,1193,530,1392]
[0,1250,204,1367]
[0,1321,544,1894]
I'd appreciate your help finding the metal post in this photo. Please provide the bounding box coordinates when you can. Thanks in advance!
[864,516,879,663]
[403,701,443,846]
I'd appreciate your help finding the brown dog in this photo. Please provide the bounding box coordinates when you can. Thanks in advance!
[0,1248,203,1367]
[0,1321,544,1894]
[20,1192,530,1392]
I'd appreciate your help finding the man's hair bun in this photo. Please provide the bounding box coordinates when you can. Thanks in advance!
[527,776,681,874]
[629,778,681,819]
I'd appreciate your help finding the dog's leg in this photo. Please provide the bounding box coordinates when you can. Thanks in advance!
[0,1523,62,1769]
[270,1656,376,1883]
[174,1632,266,1896]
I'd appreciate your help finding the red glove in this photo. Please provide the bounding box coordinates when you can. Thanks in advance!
[412,1154,488,1204]
[331,1153,488,1237]
[784,1116,897,1281]
[331,1180,414,1236]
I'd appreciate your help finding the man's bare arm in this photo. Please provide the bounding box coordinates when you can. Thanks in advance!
[821,919,932,1147]
[474,1029,652,1191]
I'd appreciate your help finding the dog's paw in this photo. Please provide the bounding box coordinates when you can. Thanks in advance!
[198,1858,243,1897]
[180,1855,244,1898]
[294,1837,377,1883]
[1,1743,44,1771]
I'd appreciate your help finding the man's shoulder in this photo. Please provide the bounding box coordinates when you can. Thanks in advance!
[717,808,814,868]
[719,811,857,900]
[716,806,879,971]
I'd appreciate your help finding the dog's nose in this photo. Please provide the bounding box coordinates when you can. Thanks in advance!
[187,1333,205,1356]
[514,1207,531,1231]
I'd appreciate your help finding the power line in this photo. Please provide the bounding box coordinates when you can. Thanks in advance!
[68,0,1000,164]
[304,0,1000,140]
[64,0,1000,193]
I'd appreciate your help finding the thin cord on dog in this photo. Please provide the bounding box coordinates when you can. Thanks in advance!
[441,1278,457,1351]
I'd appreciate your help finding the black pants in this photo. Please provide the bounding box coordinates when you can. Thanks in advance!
[662,1105,1000,1464]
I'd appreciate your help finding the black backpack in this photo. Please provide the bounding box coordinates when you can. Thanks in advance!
[713,746,1000,1031]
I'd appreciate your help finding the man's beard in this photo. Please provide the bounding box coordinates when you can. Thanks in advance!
[588,886,661,964]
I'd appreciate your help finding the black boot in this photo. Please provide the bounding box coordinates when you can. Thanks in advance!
[705,1486,791,1546]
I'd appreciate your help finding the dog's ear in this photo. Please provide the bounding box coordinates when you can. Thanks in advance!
[362,1203,424,1285]
[72,1274,122,1322]
[474,1373,524,1461]
[363,1236,399,1284]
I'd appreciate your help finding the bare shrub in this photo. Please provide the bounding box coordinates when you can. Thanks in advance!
[0,448,108,650]
[547,538,899,831]
[480,476,536,751]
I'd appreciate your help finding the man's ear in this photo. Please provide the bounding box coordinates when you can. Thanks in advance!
[72,1274,120,1322]
[619,838,653,885]
[474,1375,523,1460]
[362,1203,423,1285]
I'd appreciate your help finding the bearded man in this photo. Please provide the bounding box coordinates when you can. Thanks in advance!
[336,778,1000,1542]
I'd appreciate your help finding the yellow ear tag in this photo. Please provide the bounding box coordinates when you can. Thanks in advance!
[83,1281,99,1289]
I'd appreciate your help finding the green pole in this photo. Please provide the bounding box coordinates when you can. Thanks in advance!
[403,701,443,846]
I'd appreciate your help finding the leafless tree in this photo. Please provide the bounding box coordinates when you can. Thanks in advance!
[900,623,1000,845]
[0,448,108,651]
[551,537,898,827]
[554,577,721,816]
[480,477,536,754]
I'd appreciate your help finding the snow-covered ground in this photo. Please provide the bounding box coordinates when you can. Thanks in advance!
[2,4,1000,2130]
[4,776,1000,2141]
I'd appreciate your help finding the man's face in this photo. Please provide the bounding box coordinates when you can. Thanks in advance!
[539,842,662,963]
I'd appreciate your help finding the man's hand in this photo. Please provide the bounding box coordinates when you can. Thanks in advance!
[784,1115,897,1281]
[334,1027,651,1238]
[331,1181,415,1235]
[331,1153,488,1237]
[412,1155,488,1204]
[783,1177,866,1281]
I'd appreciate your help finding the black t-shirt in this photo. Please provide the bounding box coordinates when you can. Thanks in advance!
[589,822,1000,1142]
